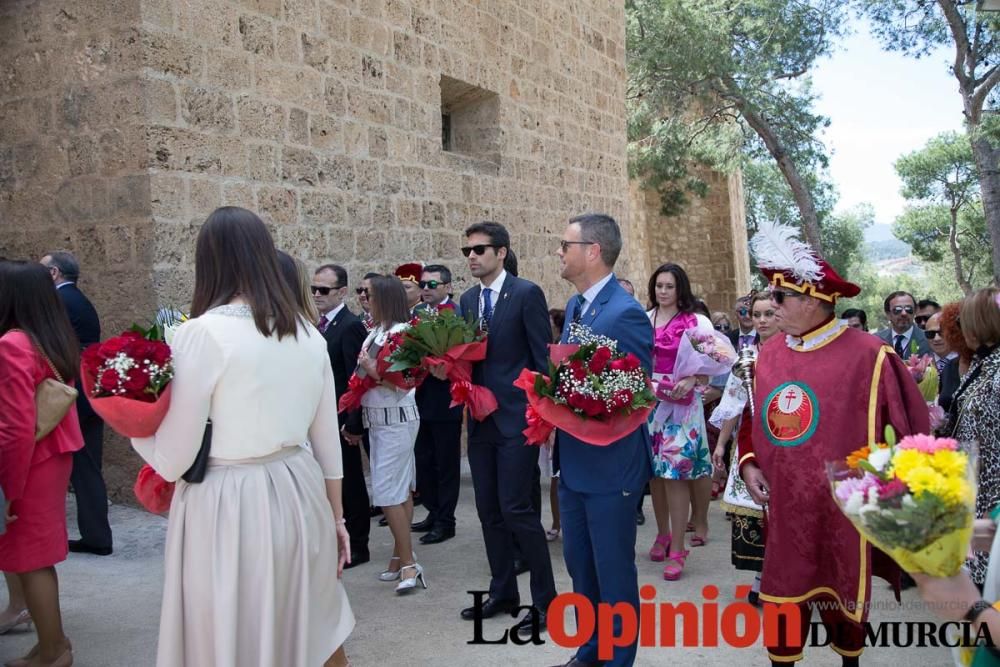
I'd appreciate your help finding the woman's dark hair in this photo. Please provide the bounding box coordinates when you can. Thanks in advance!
[647,263,695,313]
[549,308,566,331]
[190,207,303,338]
[0,260,80,381]
[368,275,410,327]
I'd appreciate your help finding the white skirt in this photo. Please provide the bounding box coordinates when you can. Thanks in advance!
[156,447,355,667]
[365,410,420,507]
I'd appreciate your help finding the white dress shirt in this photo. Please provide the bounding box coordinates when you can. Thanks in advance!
[577,272,615,316]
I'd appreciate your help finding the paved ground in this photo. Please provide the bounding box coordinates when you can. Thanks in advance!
[2,469,955,666]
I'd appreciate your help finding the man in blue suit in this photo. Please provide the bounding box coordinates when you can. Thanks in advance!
[550,214,654,667]
[456,221,557,636]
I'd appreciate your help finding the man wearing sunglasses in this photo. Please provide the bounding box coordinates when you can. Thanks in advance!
[455,221,556,637]
[411,265,463,546]
[738,221,930,666]
[915,298,941,330]
[728,294,756,350]
[550,213,654,667]
[313,264,371,568]
[876,291,931,360]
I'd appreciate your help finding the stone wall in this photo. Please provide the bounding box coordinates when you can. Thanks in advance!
[0,0,631,499]
[629,169,751,312]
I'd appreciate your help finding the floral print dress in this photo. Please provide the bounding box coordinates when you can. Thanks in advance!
[647,311,713,480]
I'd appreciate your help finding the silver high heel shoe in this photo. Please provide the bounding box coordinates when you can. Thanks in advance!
[394,563,426,593]
[378,556,402,582]
[0,609,32,634]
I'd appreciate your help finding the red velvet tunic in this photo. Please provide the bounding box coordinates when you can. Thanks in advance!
[0,330,84,572]
[739,320,929,623]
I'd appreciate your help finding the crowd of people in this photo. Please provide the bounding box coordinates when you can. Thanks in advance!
[0,206,998,667]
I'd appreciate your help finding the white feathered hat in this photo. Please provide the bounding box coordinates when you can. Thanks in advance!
[750,220,860,302]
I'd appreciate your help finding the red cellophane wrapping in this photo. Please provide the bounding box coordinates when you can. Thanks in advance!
[513,368,653,447]
[338,344,427,413]
[133,464,175,514]
[81,366,173,438]
[422,340,498,421]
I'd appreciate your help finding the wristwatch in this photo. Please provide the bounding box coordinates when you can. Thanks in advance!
[963,599,993,624]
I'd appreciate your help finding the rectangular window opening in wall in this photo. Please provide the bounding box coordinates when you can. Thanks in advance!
[439,75,501,165]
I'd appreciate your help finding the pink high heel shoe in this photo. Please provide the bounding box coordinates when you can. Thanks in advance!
[648,534,670,562]
[663,550,689,581]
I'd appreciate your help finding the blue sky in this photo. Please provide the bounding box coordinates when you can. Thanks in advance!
[810,19,966,241]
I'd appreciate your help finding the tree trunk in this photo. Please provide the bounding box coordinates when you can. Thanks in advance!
[969,133,1000,286]
[726,85,824,252]
[949,206,973,295]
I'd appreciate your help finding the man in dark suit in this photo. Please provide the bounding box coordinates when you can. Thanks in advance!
[41,251,112,555]
[411,265,463,545]
[313,263,371,567]
[876,290,931,360]
[728,293,756,351]
[455,222,556,635]
[549,214,654,667]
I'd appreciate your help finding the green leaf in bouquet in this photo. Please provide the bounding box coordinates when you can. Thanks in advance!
[856,460,882,478]
[884,426,897,448]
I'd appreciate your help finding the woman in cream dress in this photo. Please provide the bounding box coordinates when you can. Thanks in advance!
[131,207,354,667]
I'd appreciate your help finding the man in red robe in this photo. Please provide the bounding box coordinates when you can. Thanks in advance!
[738,222,931,666]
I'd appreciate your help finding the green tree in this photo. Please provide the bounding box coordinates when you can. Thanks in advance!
[892,131,987,294]
[864,0,1000,283]
[627,0,849,250]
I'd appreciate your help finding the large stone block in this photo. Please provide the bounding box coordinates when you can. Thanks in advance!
[180,85,235,132]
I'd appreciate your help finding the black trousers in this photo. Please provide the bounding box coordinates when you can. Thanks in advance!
[340,433,370,552]
[71,411,111,548]
[468,419,555,607]
[414,420,462,529]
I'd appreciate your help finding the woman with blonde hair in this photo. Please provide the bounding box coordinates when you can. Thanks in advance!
[941,286,1000,588]
[276,250,320,323]
[131,207,354,666]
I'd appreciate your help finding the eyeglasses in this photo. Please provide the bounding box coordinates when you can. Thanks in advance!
[461,244,499,257]
[925,329,942,340]
[770,290,808,305]
[915,315,930,326]
[311,285,340,296]
[355,287,368,296]
[891,306,915,315]
[418,280,447,289]
[559,240,594,253]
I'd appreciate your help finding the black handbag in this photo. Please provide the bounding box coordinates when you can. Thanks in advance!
[181,421,212,484]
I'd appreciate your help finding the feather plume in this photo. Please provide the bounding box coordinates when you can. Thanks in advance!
[750,220,823,284]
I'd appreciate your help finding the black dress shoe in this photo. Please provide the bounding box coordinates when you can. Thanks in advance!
[343,549,370,569]
[378,516,388,527]
[68,540,112,556]
[411,516,434,532]
[460,596,520,620]
[513,558,529,575]
[635,509,645,526]
[419,527,455,544]
[514,609,547,637]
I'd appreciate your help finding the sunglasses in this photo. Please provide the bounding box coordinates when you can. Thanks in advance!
[925,329,942,340]
[418,280,447,289]
[770,290,808,305]
[915,315,930,325]
[461,244,499,257]
[736,308,749,317]
[559,240,594,253]
[355,287,368,295]
[311,285,340,296]
[714,324,731,332]
[891,306,915,315]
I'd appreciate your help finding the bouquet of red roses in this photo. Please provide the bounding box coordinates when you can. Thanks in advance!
[81,314,186,515]
[81,326,174,438]
[337,324,427,413]
[514,324,656,446]
[385,308,498,420]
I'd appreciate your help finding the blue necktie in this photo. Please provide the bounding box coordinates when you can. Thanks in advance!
[572,294,586,324]
[482,288,493,325]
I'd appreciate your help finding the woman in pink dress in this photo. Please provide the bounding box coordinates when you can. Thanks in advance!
[0,260,84,667]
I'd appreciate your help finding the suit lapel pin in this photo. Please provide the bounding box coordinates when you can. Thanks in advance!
[590,309,596,316]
